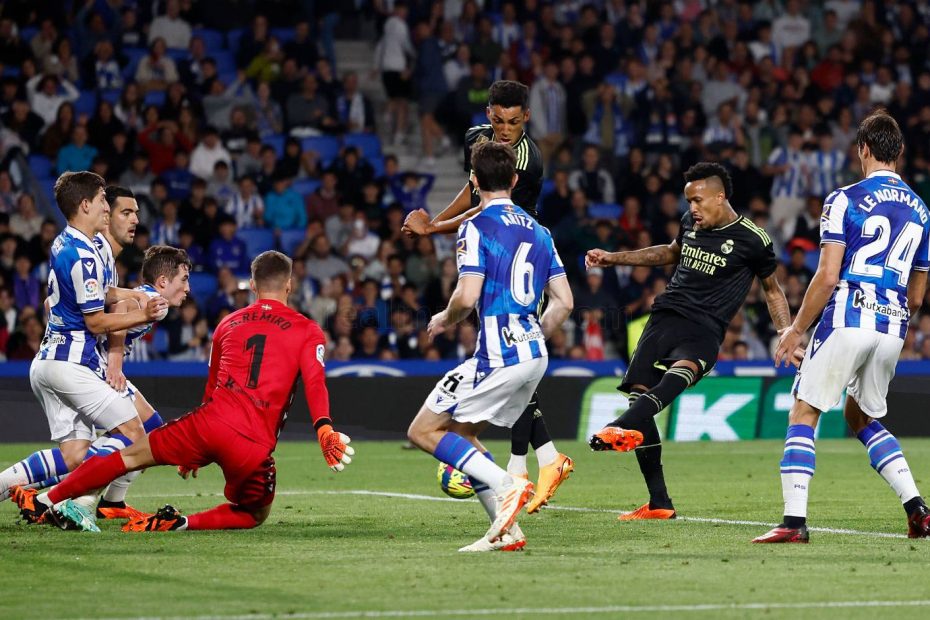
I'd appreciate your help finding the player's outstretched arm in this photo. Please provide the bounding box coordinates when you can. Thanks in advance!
[403,181,475,237]
[427,274,481,339]
[107,285,161,309]
[540,275,573,339]
[585,240,682,269]
[84,297,168,335]
[774,243,844,366]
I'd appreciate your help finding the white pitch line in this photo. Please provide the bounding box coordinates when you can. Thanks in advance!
[128,488,911,539]
[111,599,930,620]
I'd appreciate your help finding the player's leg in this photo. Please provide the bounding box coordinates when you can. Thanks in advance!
[845,334,930,537]
[448,420,498,522]
[524,395,575,513]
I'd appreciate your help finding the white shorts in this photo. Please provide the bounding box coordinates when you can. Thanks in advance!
[792,327,903,418]
[424,357,548,428]
[30,359,139,443]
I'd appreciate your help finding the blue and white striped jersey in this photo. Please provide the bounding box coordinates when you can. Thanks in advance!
[38,226,109,373]
[93,233,117,289]
[96,283,160,366]
[456,198,566,374]
[818,171,930,340]
[807,149,847,198]
[768,146,808,199]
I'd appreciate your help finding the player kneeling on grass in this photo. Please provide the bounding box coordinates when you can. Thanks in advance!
[753,111,930,543]
[14,251,354,532]
[406,141,573,552]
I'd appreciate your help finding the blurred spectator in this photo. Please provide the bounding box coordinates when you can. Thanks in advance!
[306,170,341,221]
[306,234,350,283]
[226,175,264,228]
[6,313,42,361]
[115,82,144,132]
[139,119,193,175]
[325,202,356,252]
[413,21,449,167]
[29,19,57,68]
[57,125,98,175]
[264,174,307,231]
[11,252,39,310]
[570,145,615,205]
[764,126,808,232]
[2,99,44,150]
[252,82,283,138]
[120,153,156,202]
[376,2,415,146]
[44,37,79,83]
[10,194,42,241]
[149,0,192,50]
[136,38,180,93]
[26,73,78,128]
[164,298,209,361]
[245,36,284,84]
[785,247,814,289]
[335,71,375,134]
[190,126,232,179]
[285,20,319,71]
[390,172,435,213]
[208,217,249,276]
[286,74,336,135]
[0,171,19,214]
[528,60,566,164]
[152,199,182,247]
[207,161,236,207]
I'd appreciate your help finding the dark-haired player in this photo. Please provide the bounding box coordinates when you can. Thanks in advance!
[754,112,930,543]
[15,251,354,532]
[585,163,793,520]
[403,80,572,514]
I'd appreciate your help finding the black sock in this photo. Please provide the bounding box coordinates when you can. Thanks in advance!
[510,395,535,456]
[610,367,693,429]
[528,397,552,450]
[904,496,926,516]
[633,417,673,510]
[783,515,806,529]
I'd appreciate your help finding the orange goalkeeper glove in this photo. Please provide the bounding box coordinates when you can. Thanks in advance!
[317,424,354,472]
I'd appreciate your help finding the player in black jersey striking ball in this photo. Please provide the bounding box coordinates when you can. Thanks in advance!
[403,81,571,514]
[585,163,796,520]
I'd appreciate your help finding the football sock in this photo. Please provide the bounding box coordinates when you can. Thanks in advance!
[46,452,128,505]
[612,367,693,429]
[528,399,553,451]
[102,471,141,503]
[534,441,558,468]
[506,453,528,476]
[780,424,816,524]
[434,432,508,492]
[509,402,533,472]
[468,452,497,521]
[186,504,255,530]
[635,416,673,510]
[143,411,165,434]
[857,421,921,509]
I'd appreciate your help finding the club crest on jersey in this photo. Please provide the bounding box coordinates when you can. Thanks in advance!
[475,134,490,145]
[721,239,734,254]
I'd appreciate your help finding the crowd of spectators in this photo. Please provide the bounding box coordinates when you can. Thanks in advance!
[2,1,930,365]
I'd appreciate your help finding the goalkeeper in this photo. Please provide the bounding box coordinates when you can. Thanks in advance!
[14,251,354,532]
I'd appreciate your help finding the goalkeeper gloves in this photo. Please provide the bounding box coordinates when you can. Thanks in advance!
[317,424,354,472]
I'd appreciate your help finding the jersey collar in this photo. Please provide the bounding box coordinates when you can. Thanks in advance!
[484,198,515,209]
[509,131,527,149]
[866,170,901,180]
[65,225,96,248]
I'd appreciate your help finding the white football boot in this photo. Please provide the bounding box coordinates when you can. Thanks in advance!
[458,523,526,552]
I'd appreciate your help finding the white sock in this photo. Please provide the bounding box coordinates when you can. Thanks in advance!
[102,471,141,503]
[459,452,509,493]
[507,454,528,476]
[781,427,816,519]
[534,441,558,468]
[475,488,497,522]
[72,492,101,512]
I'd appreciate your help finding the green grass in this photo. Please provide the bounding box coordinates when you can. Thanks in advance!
[2,439,930,619]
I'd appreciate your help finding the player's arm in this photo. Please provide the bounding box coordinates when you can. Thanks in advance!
[104,298,138,392]
[428,274,481,338]
[585,239,681,268]
[403,181,476,237]
[774,243,844,366]
[201,320,225,403]
[540,275,573,339]
[760,274,791,332]
[299,329,354,472]
[83,298,166,335]
[907,269,928,315]
[106,285,161,309]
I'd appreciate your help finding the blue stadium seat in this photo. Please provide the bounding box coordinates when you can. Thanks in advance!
[1,66,20,77]
[588,203,622,220]
[237,227,276,257]
[343,132,382,159]
[263,133,285,158]
[73,91,97,117]
[144,90,166,107]
[192,28,225,51]
[278,228,307,257]
[122,47,148,79]
[270,27,297,44]
[471,111,487,126]
[99,88,122,105]
[217,70,239,87]
[292,178,320,196]
[40,178,56,206]
[151,328,169,356]
[27,154,53,180]
[226,28,247,53]
[188,272,218,305]
[368,155,385,178]
[166,48,189,63]
[212,50,236,74]
[540,178,555,198]
[301,136,340,167]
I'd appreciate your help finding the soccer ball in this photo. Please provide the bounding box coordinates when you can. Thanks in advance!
[437,462,475,499]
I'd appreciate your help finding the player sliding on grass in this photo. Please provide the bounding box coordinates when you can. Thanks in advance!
[406,141,573,551]
[403,80,574,514]
[585,162,793,521]
[14,251,354,532]
[754,111,930,543]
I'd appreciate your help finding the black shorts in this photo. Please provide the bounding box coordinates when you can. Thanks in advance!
[382,71,412,99]
[619,310,721,393]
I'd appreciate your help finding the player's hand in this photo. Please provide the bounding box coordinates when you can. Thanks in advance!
[106,366,127,393]
[144,296,169,321]
[317,425,354,472]
[585,248,613,269]
[790,345,805,368]
[774,326,803,368]
[402,209,430,237]
[427,311,447,341]
[177,465,198,479]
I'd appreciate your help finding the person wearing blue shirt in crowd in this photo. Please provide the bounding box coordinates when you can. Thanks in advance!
[390,171,435,213]
[161,151,195,200]
[264,173,307,231]
[207,216,249,276]
[57,125,99,175]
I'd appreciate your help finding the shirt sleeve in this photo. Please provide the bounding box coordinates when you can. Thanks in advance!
[914,222,930,272]
[71,250,105,314]
[820,189,849,246]
[298,323,331,428]
[768,146,786,166]
[750,233,778,279]
[202,319,226,403]
[456,219,486,278]
[547,234,566,281]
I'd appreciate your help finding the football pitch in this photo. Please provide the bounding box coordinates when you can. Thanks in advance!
[2,439,929,619]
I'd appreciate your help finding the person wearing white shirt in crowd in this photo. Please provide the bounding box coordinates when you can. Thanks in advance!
[25,73,79,127]
[807,130,846,200]
[148,0,192,50]
[189,127,233,180]
[345,213,380,261]
[528,60,566,165]
[444,44,471,92]
[225,175,265,228]
[492,3,521,49]
[375,2,416,146]
[772,0,811,50]
[764,126,809,238]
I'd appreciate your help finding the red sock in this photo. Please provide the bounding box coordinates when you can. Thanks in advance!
[186,503,258,530]
[47,452,128,504]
